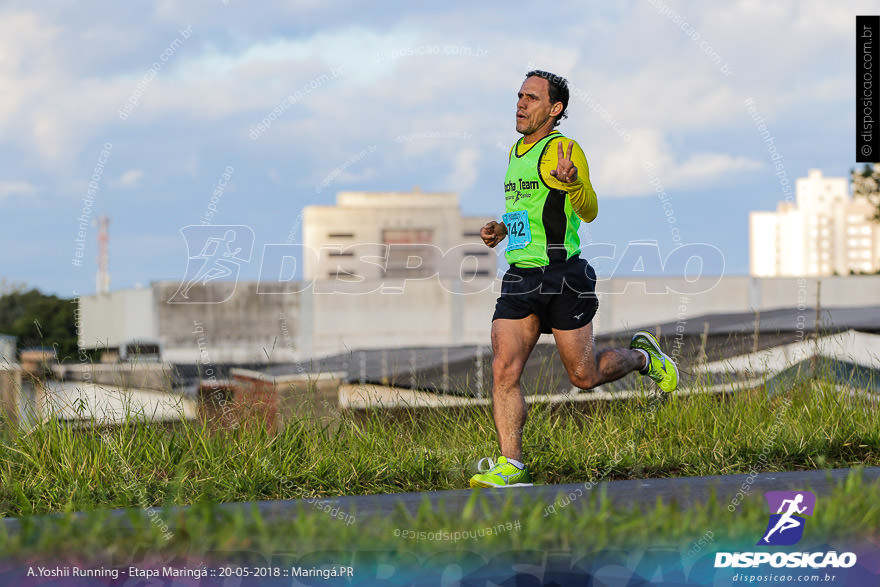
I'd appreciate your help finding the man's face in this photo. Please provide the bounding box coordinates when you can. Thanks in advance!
[515,76,561,138]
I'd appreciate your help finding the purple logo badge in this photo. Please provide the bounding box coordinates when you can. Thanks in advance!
[758,491,816,546]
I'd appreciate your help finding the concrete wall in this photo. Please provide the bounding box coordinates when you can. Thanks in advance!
[78,287,157,349]
[593,275,880,335]
[77,275,880,362]
[310,277,498,355]
[592,276,746,335]
[56,362,175,392]
[0,367,21,425]
[230,369,346,430]
[133,282,300,364]
[0,335,16,365]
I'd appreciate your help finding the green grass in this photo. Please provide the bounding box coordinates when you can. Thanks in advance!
[1,470,878,562]
[1,377,878,519]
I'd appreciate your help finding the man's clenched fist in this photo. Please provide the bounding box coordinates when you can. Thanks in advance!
[480,221,507,248]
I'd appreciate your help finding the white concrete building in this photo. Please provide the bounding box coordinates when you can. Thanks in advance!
[750,169,880,276]
[303,189,495,282]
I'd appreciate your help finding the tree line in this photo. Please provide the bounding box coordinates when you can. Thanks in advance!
[0,286,77,362]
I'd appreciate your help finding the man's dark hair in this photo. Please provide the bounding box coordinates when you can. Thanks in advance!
[525,70,569,127]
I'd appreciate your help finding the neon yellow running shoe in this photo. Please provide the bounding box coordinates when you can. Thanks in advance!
[630,330,679,393]
[469,456,532,488]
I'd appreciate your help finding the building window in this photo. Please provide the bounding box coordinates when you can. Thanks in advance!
[463,231,482,237]
[462,270,490,278]
[328,251,355,257]
[328,270,359,280]
[464,250,490,256]
[328,232,354,238]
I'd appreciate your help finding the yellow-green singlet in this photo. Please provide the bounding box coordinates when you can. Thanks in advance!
[503,132,582,267]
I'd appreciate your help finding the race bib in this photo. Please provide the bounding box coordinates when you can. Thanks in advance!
[503,210,531,252]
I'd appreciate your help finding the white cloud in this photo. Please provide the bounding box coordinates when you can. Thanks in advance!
[444,147,481,193]
[591,128,761,196]
[666,153,762,187]
[0,0,872,293]
[0,181,37,200]
[113,169,144,189]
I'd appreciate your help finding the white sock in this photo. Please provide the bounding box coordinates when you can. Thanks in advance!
[636,349,650,374]
[506,458,525,469]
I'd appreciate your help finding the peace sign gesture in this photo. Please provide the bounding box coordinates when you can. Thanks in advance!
[549,140,578,184]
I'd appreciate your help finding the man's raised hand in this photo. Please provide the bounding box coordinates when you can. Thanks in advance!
[549,140,578,184]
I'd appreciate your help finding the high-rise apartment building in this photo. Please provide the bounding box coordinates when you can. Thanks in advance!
[750,169,879,276]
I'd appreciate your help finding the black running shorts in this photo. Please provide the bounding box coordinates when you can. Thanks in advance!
[492,256,599,334]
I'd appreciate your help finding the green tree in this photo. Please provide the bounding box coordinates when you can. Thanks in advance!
[851,162,880,222]
[0,288,77,361]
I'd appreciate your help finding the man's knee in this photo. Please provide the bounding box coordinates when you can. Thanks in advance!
[569,373,598,390]
[492,356,526,386]
[568,364,600,390]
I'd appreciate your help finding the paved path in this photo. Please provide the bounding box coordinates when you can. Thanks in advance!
[239,466,880,520]
[3,467,877,531]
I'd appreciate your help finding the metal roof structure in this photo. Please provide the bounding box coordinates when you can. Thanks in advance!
[223,305,880,396]
[599,305,880,370]
[88,305,878,401]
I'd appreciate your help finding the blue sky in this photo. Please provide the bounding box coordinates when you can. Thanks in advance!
[0,0,872,297]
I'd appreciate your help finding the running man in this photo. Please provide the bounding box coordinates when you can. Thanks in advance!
[761,494,807,543]
[469,70,679,489]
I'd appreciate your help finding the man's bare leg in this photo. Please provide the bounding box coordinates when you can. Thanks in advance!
[553,322,646,389]
[490,315,541,460]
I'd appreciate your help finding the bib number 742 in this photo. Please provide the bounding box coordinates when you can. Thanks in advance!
[502,210,531,252]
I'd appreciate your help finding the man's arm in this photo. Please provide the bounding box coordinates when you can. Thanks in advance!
[541,138,598,222]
